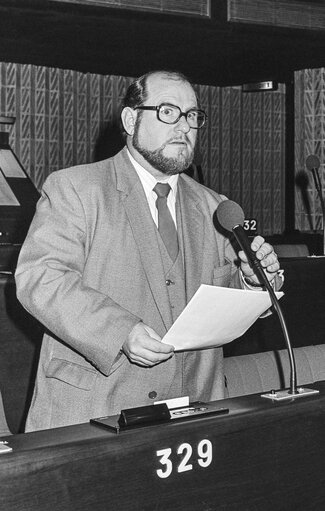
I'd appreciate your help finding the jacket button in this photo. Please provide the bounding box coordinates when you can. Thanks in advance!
[148,391,157,399]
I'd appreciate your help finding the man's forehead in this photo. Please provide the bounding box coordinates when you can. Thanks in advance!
[146,74,196,103]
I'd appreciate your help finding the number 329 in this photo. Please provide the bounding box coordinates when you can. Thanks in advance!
[156,439,213,479]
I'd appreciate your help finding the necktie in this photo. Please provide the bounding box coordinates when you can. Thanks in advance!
[153,183,179,261]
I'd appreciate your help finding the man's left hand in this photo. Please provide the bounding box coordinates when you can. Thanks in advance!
[239,235,280,286]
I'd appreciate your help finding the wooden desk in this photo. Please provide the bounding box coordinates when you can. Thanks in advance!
[1,382,325,510]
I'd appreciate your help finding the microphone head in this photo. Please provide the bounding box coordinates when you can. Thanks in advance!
[306,154,320,171]
[216,200,245,232]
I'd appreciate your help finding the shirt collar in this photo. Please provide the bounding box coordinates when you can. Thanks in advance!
[127,148,179,196]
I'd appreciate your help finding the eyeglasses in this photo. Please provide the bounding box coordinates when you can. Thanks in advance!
[135,103,207,129]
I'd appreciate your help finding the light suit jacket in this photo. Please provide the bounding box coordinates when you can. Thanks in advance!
[15,147,243,431]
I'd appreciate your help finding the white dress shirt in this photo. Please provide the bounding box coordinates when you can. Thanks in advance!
[127,149,178,228]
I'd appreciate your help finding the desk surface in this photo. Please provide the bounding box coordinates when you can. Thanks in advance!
[1,381,325,511]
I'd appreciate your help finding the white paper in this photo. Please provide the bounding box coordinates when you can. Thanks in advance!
[162,284,283,351]
[154,396,189,409]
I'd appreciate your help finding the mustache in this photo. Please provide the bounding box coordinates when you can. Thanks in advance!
[163,136,192,147]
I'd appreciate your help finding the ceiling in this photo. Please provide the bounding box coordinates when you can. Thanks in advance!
[1,0,325,86]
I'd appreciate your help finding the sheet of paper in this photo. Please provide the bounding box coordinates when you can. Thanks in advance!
[162,284,283,351]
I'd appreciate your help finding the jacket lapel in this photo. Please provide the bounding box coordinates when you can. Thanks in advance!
[177,176,205,302]
[114,149,173,331]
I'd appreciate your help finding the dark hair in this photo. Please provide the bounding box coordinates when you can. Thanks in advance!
[122,70,195,110]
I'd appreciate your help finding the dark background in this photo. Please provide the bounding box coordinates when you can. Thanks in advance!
[0,0,325,87]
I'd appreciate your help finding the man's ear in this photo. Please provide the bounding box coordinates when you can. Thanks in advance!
[121,107,137,136]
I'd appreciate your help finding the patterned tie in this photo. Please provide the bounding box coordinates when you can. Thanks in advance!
[153,182,179,261]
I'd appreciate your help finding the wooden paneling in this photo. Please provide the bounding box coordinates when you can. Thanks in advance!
[2,386,325,510]
[51,0,211,17]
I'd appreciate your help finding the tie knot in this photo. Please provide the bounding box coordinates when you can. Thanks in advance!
[154,182,171,199]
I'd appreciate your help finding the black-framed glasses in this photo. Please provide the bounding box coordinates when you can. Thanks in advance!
[135,103,207,129]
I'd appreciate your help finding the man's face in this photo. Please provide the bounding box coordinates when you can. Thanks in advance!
[131,74,198,177]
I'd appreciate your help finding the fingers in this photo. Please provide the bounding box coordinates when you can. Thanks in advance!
[240,236,281,284]
[257,248,280,273]
[129,337,174,367]
[250,237,279,270]
[250,235,265,252]
[143,324,163,341]
[122,322,174,367]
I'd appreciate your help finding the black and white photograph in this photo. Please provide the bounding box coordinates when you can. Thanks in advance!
[0,1,325,509]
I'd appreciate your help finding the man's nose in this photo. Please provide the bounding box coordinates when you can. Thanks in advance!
[175,114,191,133]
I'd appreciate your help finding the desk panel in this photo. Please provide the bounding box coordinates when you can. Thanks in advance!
[1,382,325,510]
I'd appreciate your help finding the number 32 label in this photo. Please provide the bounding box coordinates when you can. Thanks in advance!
[243,219,257,231]
[156,439,213,479]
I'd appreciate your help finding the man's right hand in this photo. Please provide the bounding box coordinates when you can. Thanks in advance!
[122,322,174,367]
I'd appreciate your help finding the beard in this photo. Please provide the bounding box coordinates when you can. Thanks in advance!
[132,118,195,176]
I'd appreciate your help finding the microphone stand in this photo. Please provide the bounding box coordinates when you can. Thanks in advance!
[311,167,325,255]
[232,226,319,401]
[256,272,297,395]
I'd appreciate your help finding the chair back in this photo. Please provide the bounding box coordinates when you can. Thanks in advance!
[273,243,309,258]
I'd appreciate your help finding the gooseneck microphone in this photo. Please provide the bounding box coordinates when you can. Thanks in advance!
[306,154,325,254]
[306,154,322,200]
[216,201,268,288]
[216,200,298,396]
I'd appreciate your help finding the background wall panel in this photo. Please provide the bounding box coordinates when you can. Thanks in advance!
[0,62,286,234]
[295,67,325,232]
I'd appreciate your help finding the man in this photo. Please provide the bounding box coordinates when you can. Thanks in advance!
[15,70,282,431]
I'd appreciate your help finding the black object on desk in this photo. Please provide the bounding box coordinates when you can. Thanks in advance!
[91,401,229,433]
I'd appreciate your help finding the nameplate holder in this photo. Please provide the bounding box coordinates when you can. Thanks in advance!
[90,401,229,434]
[118,403,170,428]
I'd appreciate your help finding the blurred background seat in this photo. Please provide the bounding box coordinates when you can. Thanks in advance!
[273,243,309,258]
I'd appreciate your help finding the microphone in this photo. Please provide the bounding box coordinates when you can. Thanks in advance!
[216,200,318,399]
[306,155,323,207]
[306,154,325,254]
[306,154,320,173]
[216,200,267,287]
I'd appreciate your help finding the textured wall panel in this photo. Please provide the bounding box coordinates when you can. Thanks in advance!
[0,62,285,234]
[295,67,325,233]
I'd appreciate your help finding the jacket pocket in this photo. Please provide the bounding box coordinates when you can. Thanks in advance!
[46,358,97,390]
[212,262,232,287]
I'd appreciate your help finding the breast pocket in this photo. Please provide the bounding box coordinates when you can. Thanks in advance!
[212,262,232,287]
[46,358,97,390]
